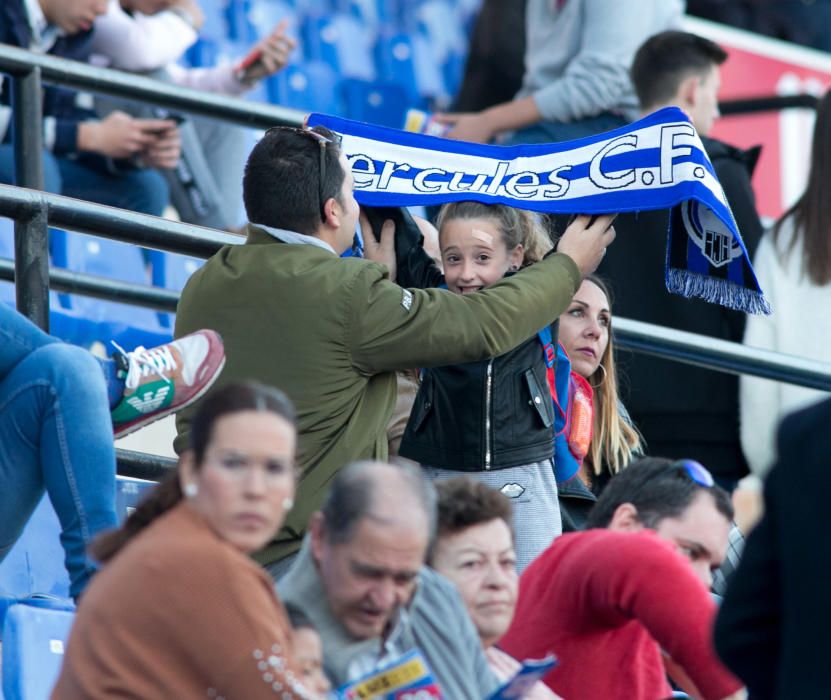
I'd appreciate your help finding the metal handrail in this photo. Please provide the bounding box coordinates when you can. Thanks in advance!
[0,43,304,130]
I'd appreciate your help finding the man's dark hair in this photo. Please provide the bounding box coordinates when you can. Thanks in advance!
[631,30,728,110]
[320,460,437,545]
[242,125,346,235]
[586,456,733,529]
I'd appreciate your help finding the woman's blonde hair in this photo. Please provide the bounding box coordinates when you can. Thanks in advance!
[435,201,553,266]
[581,275,643,476]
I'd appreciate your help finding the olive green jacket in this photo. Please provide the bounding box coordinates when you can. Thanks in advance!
[174,224,580,564]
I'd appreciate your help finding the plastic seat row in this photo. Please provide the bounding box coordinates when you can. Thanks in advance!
[0,219,204,350]
[185,0,478,120]
[0,478,156,700]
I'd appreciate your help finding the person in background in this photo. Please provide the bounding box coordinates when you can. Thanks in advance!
[451,0,527,113]
[437,0,682,144]
[89,0,296,230]
[556,274,642,531]
[740,89,831,477]
[599,30,765,490]
[53,382,314,698]
[715,398,831,699]
[429,477,561,700]
[286,606,333,699]
[0,0,179,216]
[500,457,744,700]
[278,460,501,699]
[0,304,223,601]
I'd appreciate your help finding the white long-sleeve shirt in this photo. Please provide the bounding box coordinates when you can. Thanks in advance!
[88,0,197,72]
[740,219,831,476]
[88,0,249,95]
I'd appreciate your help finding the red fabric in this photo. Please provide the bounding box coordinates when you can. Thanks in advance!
[499,530,742,700]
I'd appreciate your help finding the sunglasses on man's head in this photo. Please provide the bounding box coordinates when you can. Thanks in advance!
[670,459,715,488]
[264,126,343,222]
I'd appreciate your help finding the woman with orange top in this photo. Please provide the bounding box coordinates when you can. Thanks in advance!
[52,382,314,699]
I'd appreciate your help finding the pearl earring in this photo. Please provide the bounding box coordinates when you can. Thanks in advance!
[282,497,294,511]
[183,483,198,498]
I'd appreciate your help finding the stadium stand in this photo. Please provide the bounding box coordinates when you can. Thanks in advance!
[5,0,831,697]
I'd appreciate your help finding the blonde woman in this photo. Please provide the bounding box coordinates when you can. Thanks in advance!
[557,274,642,531]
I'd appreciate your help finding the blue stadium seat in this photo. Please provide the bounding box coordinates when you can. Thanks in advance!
[411,31,449,103]
[302,13,375,79]
[196,0,229,42]
[153,253,204,292]
[340,78,409,127]
[0,479,156,604]
[225,0,259,43]
[268,61,342,114]
[59,233,171,349]
[249,0,299,43]
[2,602,75,700]
[151,252,204,328]
[416,0,466,62]
[373,32,422,105]
[0,220,102,346]
[185,37,219,68]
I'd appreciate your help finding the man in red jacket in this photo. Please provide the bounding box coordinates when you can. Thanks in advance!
[500,457,744,700]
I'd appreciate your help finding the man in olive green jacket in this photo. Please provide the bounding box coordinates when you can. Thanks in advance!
[174,125,615,567]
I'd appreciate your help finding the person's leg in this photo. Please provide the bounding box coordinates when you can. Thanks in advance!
[0,342,117,600]
[0,303,62,376]
[504,112,629,146]
[164,117,250,229]
[0,144,63,194]
[56,158,170,216]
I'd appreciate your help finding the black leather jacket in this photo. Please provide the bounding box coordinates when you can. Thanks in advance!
[365,205,557,470]
[399,330,556,471]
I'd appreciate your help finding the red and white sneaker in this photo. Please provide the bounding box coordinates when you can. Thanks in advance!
[111,330,225,439]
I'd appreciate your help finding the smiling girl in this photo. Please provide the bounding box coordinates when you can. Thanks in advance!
[399,202,613,571]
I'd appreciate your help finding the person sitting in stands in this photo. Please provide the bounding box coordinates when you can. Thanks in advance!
[286,606,333,699]
[53,382,314,698]
[429,477,561,699]
[88,0,296,230]
[500,457,744,700]
[437,0,682,144]
[0,0,180,216]
[556,274,642,531]
[0,304,223,600]
[278,460,500,699]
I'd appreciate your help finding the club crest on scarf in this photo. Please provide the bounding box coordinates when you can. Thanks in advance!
[308,107,770,314]
[681,200,742,267]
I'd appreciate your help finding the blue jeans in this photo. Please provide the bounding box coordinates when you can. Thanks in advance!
[505,112,629,146]
[0,305,117,600]
[0,145,169,216]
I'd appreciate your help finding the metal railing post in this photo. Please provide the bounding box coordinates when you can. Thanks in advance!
[10,69,49,329]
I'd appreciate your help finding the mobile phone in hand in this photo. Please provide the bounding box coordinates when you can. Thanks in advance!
[238,47,263,71]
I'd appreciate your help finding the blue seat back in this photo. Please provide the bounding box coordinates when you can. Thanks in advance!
[2,604,75,700]
[60,233,171,347]
[268,61,342,114]
[0,478,157,602]
[340,78,409,127]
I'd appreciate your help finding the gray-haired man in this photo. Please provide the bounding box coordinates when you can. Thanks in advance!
[278,461,500,699]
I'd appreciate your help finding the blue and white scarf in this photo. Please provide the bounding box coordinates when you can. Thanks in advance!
[308,108,770,314]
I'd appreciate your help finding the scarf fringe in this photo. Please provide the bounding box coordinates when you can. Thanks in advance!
[667,268,772,315]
